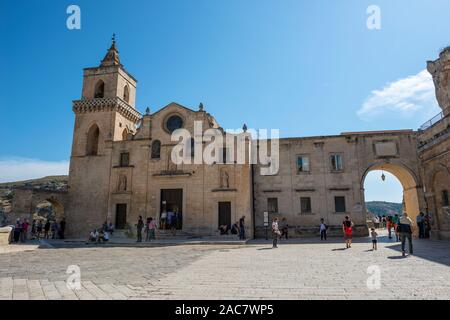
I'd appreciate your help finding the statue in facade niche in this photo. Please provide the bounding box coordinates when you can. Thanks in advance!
[118,174,127,191]
[220,170,230,189]
[167,155,178,172]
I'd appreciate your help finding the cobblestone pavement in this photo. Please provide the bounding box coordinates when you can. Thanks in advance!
[1,232,450,300]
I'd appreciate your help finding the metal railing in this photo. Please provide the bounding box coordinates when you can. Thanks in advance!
[419,111,444,131]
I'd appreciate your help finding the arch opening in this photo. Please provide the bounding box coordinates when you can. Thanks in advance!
[123,85,129,103]
[362,162,422,227]
[86,124,100,156]
[121,128,129,141]
[34,198,65,222]
[32,197,65,238]
[94,80,105,98]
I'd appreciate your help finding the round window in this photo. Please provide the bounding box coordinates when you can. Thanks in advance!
[165,115,183,133]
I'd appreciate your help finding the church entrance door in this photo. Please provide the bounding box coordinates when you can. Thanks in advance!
[160,189,183,230]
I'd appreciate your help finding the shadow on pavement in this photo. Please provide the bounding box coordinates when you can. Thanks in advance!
[387,255,409,260]
[40,239,248,250]
[384,239,450,267]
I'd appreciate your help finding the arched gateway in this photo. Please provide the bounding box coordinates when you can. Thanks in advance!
[253,129,426,238]
[361,161,423,223]
[10,188,68,224]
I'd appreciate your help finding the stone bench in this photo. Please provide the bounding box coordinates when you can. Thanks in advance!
[0,226,13,245]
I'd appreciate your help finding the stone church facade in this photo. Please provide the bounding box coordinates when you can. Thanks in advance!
[11,40,450,240]
[67,40,253,238]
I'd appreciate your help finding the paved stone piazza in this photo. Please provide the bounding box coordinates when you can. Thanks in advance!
[1,231,449,300]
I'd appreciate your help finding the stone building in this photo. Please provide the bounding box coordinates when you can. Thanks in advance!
[253,130,425,238]
[65,39,253,238]
[417,47,450,240]
[10,40,450,240]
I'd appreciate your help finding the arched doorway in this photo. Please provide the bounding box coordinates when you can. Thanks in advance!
[427,167,450,239]
[34,197,65,222]
[32,197,65,239]
[361,162,423,225]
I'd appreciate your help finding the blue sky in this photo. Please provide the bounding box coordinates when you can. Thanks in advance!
[0,0,447,202]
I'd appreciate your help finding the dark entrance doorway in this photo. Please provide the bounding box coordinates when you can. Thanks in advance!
[160,189,183,230]
[115,203,127,229]
[218,202,231,228]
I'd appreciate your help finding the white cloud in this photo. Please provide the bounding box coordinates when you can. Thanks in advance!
[357,69,440,121]
[0,158,69,183]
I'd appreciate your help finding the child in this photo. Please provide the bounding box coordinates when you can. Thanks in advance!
[319,218,328,241]
[371,227,378,251]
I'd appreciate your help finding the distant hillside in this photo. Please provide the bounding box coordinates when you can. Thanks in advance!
[1,176,69,222]
[366,201,402,216]
[0,175,68,190]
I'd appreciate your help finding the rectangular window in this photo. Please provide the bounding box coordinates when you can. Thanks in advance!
[267,198,278,214]
[120,152,130,167]
[334,196,346,213]
[297,155,310,173]
[300,197,312,214]
[330,154,343,171]
[443,190,449,207]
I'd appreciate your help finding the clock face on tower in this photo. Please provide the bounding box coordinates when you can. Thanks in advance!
[165,115,184,133]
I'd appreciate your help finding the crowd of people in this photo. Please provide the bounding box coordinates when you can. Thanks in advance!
[159,210,182,231]
[11,217,66,243]
[270,211,429,257]
[11,209,428,256]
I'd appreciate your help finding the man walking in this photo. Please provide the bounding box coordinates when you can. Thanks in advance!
[398,212,414,257]
[136,216,144,243]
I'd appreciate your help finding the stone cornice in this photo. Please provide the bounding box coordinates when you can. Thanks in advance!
[72,97,142,123]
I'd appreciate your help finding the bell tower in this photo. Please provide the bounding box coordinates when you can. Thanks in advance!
[67,36,142,236]
[80,34,137,106]
[71,35,141,157]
